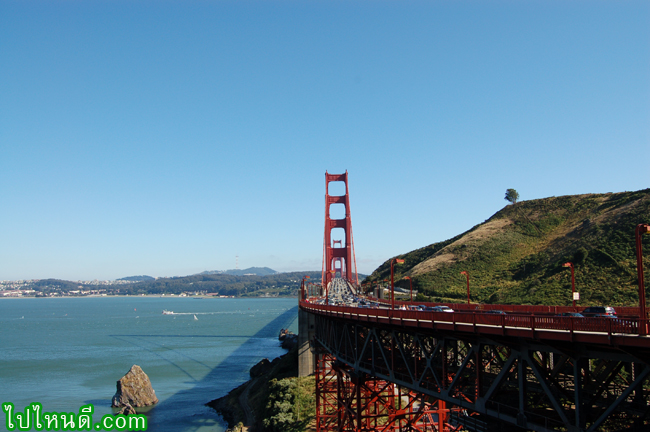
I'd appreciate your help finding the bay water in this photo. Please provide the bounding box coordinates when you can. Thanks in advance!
[0,297,299,432]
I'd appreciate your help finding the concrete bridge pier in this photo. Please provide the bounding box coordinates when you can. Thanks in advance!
[298,308,316,377]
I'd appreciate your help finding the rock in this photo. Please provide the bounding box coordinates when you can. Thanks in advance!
[111,365,159,408]
[278,329,295,341]
[115,403,137,415]
[281,334,298,350]
[249,358,272,378]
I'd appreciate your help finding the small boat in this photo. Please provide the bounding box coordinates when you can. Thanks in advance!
[193,314,198,320]
[162,310,174,315]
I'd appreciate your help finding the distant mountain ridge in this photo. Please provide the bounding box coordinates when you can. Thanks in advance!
[198,267,278,277]
[108,270,317,297]
[116,275,155,282]
[367,189,650,307]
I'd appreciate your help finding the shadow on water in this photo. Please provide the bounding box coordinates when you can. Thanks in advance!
[102,305,299,432]
[109,335,208,382]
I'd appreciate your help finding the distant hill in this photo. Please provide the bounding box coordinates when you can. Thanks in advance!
[103,270,318,297]
[116,275,155,282]
[17,267,312,297]
[366,189,650,307]
[198,267,278,277]
[224,267,277,276]
[197,270,224,276]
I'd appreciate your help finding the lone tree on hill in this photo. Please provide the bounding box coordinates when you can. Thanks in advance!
[505,189,520,204]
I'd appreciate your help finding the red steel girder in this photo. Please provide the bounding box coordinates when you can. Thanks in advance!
[315,349,465,432]
[309,310,650,431]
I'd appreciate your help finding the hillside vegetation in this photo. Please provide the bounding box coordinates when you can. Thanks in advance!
[208,346,316,432]
[366,189,650,307]
[24,271,322,297]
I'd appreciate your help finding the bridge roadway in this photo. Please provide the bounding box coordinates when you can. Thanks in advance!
[301,301,649,350]
[301,281,650,432]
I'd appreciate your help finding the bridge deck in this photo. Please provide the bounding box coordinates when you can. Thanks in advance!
[301,301,650,350]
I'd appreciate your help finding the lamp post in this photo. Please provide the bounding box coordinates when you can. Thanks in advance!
[391,258,405,310]
[562,262,577,309]
[636,224,650,336]
[404,276,413,302]
[301,275,310,301]
[326,270,335,305]
[460,271,470,304]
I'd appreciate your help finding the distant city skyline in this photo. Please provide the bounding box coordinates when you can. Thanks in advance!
[1,0,648,281]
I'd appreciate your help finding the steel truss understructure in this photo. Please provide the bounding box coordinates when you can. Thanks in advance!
[313,314,650,432]
[316,350,472,432]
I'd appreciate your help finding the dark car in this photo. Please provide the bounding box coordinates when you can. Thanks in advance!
[557,312,584,317]
[428,305,454,313]
[581,306,616,317]
[484,310,507,315]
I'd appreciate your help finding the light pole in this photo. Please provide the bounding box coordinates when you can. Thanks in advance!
[404,276,413,302]
[326,270,335,305]
[460,271,470,304]
[301,275,310,301]
[391,258,405,310]
[636,224,650,336]
[562,262,577,309]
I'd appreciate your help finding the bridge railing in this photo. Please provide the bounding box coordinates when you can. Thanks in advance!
[300,300,645,343]
[362,296,641,317]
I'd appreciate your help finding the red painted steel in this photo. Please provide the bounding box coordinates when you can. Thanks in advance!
[562,262,577,308]
[310,311,650,431]
[315,349,463,431]
[301,301,650,348]
[322,171,359,288]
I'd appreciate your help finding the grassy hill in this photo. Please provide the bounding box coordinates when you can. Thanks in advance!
[365,189,650,307]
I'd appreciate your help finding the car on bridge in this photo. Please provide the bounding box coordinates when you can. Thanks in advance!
[483,310,507,315]
[581,306,617,317]
[428,305,454,313]
[557,312,584,317]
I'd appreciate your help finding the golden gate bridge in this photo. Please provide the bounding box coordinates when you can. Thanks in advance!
[298,171,650,432]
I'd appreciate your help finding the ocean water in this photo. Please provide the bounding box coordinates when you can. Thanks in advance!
[0,297,299,432]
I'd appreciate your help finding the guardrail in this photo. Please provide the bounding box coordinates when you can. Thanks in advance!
[300,300,648,346]
[353,296,641,317]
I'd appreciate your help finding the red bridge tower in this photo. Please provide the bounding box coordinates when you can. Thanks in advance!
[322,171,358,288]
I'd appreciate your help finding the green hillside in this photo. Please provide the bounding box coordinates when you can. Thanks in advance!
[365,189,650,307]
[21,271,322,297]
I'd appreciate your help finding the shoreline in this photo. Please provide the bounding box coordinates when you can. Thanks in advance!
[207,332,302,432]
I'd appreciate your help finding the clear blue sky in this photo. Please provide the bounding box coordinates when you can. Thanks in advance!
[1,0,648,281]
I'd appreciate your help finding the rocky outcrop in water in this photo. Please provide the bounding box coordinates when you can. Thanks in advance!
[278,329,298,350]
[116,403,137,415]
[111,365,159,408]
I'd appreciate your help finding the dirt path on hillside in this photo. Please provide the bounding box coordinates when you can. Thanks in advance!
[239,377,258,431]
